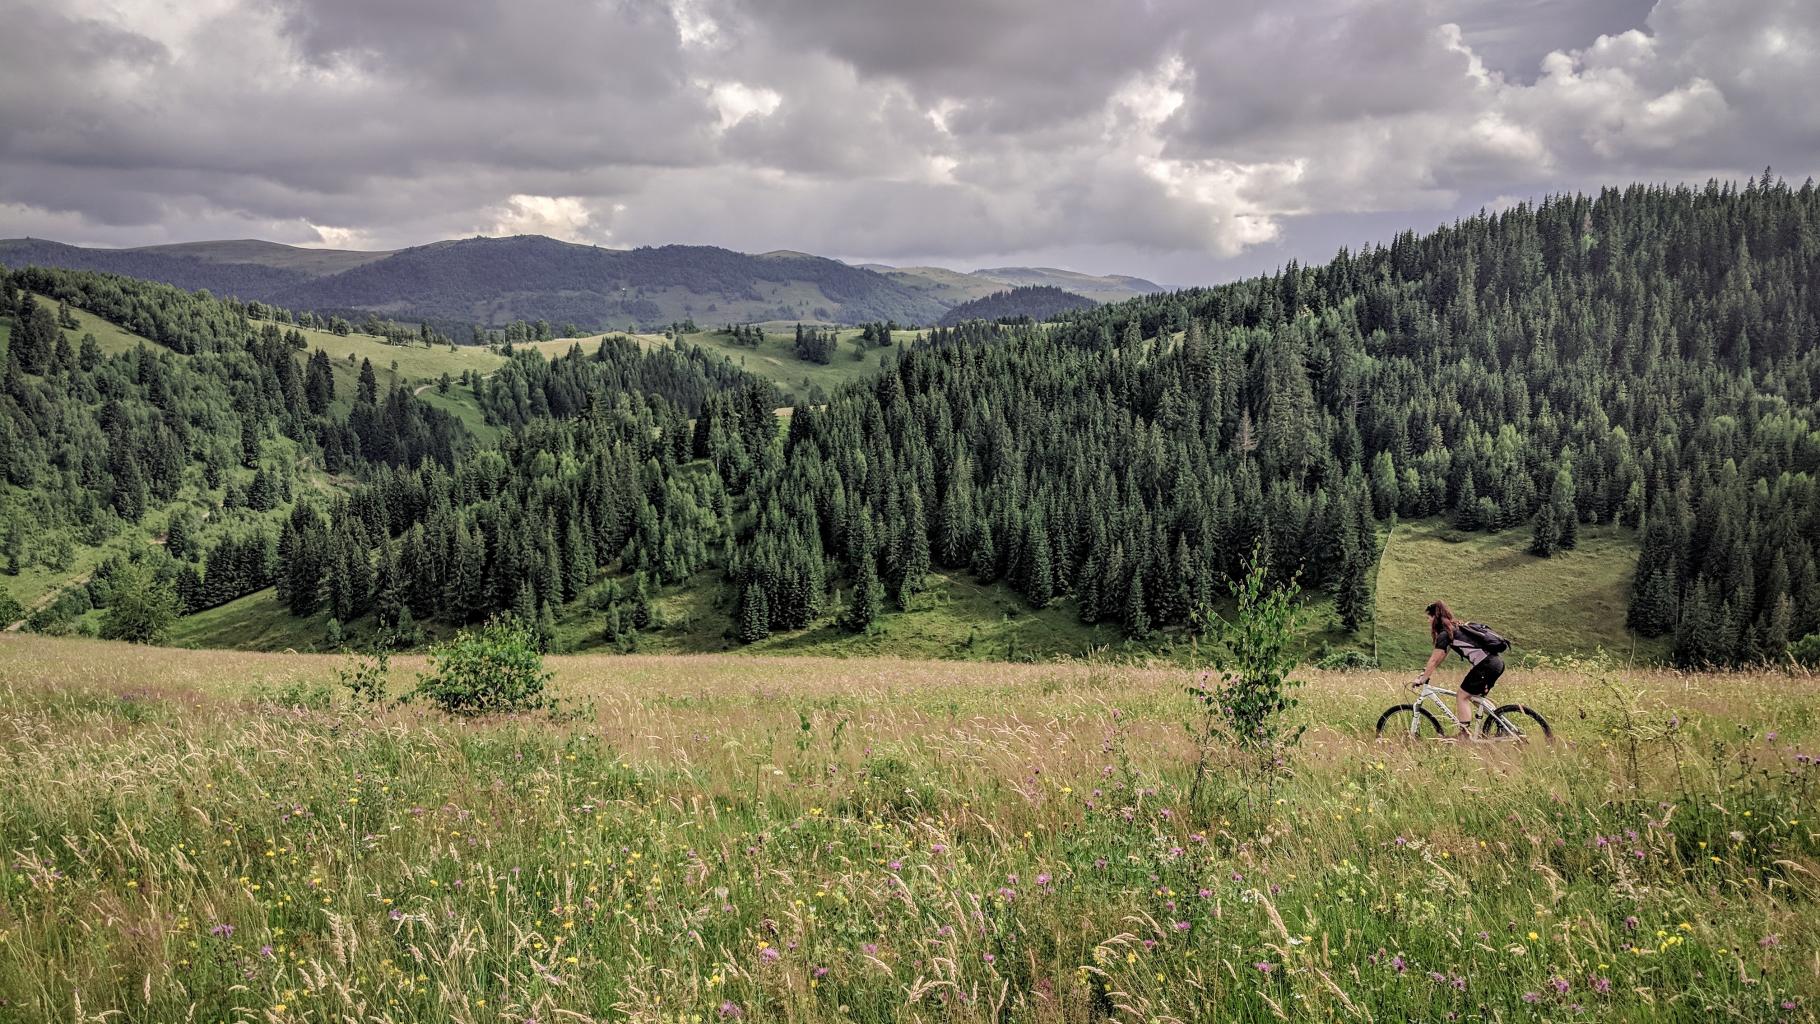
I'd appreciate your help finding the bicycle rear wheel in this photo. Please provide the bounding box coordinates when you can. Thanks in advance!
[1375,704,1445,740]
[1483,704,1552,743]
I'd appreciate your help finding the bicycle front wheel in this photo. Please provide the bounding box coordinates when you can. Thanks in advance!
[1483,704,1552,743]
[1375,704,1445,740]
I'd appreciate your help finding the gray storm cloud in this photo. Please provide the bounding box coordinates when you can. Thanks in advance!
[0,0,1813,283]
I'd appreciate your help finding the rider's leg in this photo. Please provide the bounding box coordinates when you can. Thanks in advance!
[1454,689,1475,736]
[1455,656,1503,738]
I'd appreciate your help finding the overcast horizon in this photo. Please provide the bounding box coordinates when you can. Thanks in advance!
[2,0,1816,287]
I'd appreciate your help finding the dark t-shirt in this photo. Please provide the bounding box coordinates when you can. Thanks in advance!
[1435,624,1488,666]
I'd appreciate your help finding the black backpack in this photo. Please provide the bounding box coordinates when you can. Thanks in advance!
[1454,621,1511,654]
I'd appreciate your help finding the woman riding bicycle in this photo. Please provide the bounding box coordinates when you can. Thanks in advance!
[1414,599,1504,740]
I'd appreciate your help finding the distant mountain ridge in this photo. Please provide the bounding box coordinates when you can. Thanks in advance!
[0,234,1163,330]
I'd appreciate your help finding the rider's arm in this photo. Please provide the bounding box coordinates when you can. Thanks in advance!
[1416,646,1446,683]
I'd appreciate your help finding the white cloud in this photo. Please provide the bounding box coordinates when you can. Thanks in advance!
[486,195,598,241]
[0,0,1812,282]
[705,81,782,131]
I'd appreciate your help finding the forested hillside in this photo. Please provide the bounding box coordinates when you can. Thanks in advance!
[737,176,1816,667]
[0,265,772,639]
[6,176,1817,668]
[937,285,1097,325]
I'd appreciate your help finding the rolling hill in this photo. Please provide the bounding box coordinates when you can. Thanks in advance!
[937,285,1097,325]
[0,235,1162,331]
[864,263,1162,307]
[973,265,1164,302]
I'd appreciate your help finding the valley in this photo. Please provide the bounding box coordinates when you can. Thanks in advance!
[5,179,1817,675]
[6,1,1819,1020]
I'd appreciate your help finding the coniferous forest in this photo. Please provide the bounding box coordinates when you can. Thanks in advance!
[4,176,1819,666]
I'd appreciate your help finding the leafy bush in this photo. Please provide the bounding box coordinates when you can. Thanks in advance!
[98,561,179,645]
[1188,549,1306,805]
[0,592,21,627]
[337,649,391,705]
[1792,633,1820,671]
[414,617,551,716]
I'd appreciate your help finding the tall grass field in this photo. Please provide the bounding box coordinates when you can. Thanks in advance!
[0,634,1814,1022]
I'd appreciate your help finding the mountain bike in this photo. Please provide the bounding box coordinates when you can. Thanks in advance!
[1375,680,1552,742]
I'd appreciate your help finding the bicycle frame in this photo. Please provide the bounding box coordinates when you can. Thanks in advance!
[1407,683,1526,739]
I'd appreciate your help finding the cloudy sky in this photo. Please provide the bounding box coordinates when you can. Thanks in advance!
[1,0,1815,285]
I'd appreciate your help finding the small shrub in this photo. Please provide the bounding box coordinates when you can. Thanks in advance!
[254,680,334,710]
[1315,646,1378,670]
[414,617,552,716]
[337,648,391,705]
[1188,548,1305,807]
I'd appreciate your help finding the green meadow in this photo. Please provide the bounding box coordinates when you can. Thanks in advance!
[0,634,1813,1022]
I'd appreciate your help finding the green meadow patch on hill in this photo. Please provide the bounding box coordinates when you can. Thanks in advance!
[1373,519,1664,670]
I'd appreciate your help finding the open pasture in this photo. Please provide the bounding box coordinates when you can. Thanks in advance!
[0,635,1815,1022]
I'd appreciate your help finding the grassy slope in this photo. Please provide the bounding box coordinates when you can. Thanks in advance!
[0,633,1814,1023]
[273,320,503,386]
[696,326,927,399]
[168,587,340,651]
[528,327,909,401]
[1372,518,1665,670]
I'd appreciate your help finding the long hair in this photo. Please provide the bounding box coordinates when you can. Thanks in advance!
[1426,600,1458,645]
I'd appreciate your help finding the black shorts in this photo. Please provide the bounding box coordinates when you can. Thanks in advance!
[1461,654,1504,696]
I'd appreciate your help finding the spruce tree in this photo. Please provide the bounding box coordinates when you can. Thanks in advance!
[1125,571,1151,639]
[895,491,931,608]
[738,582,771,643]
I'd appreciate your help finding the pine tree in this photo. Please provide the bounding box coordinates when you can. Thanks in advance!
[1019,514,1054,609]
[446,520,487,623]
[1530,500,1560,557]
[1453,474,1479,530]
[895,491,931,608]
[738,582,771,643]
[1334,539,1372,634]
[844,517,884,634]
[357,359,379,404]
[1125,570,1151,639]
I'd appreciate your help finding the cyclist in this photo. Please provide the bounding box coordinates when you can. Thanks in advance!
[1413,599,1504,739]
